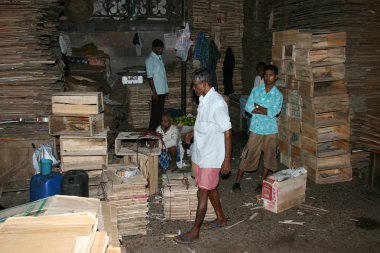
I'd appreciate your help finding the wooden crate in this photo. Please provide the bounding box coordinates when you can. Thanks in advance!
[302,94,349,113]
[296,31,346,49]
[286,75,298,90]
[287,103,301,119]
[289,132,301,147]
[307,166,352,184]
[302,110,348,128]
[301,136,350,157]
[302,151,350,171]
[273,29,299,45]
[60,130,108,156]
[299,80,347,98]
[271,59,285,75]
[288,117,301,133]
[301,123,349,143]
[115,132,161,156]
[124,153,159,195]
[277,127,289,142]
[295,63,345,82]
[295,47,345,66]
[284,59,295,75]
[288,90,302,106]
[60,155,107,172]
[272,45,284,60]
[52,92,104,115]
[49,113,104,136]
[290,145,302,167]
[262,174,307,213]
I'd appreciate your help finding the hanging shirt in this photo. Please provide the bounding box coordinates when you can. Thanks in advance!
[245,84,283,135]
[192,88,232,168]
[145,51,168,95]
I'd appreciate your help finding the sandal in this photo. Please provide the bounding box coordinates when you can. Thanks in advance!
[173,233,193,244]
[204,221,223,230]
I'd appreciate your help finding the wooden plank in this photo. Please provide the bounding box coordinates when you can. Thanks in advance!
[295,63,345,82]
[52,92,104,115]
[60,131,108,156]
[49,113,104,137]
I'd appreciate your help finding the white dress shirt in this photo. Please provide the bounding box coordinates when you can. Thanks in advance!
[192,88,232,168]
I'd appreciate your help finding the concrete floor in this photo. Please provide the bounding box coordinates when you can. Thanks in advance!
[123,131,380,253]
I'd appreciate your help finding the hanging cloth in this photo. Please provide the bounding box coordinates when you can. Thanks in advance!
[133,33,142,56]
[208,40,221,91]
[223,46,235,95]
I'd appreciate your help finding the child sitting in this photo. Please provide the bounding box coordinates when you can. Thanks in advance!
[156,112,184,171]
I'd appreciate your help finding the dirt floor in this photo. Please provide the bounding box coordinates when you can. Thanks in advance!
[122,131,380,253]
[1,131,379,253]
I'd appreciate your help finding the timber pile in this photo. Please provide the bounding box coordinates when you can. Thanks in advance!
[350,149,370,179]
[0,0,64,121]
[352,112,380,152]
[0,195,121,252]
[190,0,244,95]
[102,166,149,236]
[274,30,352,184]
[162,173,216,221]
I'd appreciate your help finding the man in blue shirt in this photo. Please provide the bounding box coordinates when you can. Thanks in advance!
[145,39,169,131]
[232,65,283,193]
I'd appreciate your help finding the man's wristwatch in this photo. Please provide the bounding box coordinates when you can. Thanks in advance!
[255,105,259,109]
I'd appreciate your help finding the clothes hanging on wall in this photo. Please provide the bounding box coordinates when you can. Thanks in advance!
[133,33,142,56]
[208,40,221,91]
[193,32,209,69]
[223,46,235,95]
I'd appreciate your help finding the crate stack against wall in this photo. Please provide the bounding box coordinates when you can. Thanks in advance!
[49,92,107,195]
[274,30,352,184]
[272,30,301,168]
[296,31,351,184]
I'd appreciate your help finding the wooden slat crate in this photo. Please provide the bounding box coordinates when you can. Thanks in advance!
[124,153,159,195]
[301,136,350,157]
[295,63,345,82]
[289,132,301,147]
[286,75,298,90]
[288,90,302,106]
[287,103,301,119]
[280,153,291,168]
[301,123,349,143]
[302,94,349,113]
[302,110,348,128]
[290,145,302,167]
[60,130,108,156]
[52,92,104,115]
[295,47,346,66]
[296,32,346,49]
[302,151,351,171]
[61,155,107,172]
[115,132,161,156]
[272,29,299,46]
[277,127,289,143]
[288,117,301,133]
[49,113,104,136]
[307,166,352,184]
[299,80,347,98]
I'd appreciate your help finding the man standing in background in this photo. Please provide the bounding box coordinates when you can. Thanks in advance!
[145,39,168,131]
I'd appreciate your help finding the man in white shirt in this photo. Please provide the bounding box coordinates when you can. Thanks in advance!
[174,69,232,244]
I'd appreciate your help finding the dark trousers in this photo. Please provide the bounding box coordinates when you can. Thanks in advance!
[149,94,166,131]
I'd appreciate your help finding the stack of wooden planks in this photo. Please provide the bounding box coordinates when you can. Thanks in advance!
[189,0,244,95]
[0,195,121,253]
[162,173,216,221]
[274,30,352,184]
[352,112,380,152]
[0,0,64,121]
[102,166,149,236]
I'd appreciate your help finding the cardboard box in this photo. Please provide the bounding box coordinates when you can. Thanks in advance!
[262,174,307,213]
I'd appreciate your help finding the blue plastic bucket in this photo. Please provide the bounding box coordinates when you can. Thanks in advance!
[40,159,53,175]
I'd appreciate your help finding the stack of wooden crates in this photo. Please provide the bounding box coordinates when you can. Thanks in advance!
[49,92,107,194]
[273,30,352,184]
